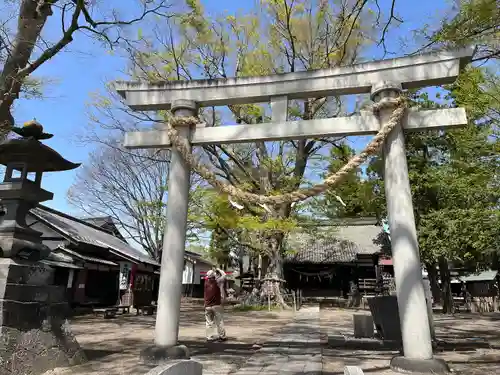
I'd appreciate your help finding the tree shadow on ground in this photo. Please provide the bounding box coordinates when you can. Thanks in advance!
[435,340,495,352]
[78,337,151,360]
[325,337,497,353]
[314,369,391,375]
[181,337,323,356]
[70,305,289,331]
[84,348,122,361]
[434,320,500,351]
[450,358,500,365]
[434,312,500,321]
[183,340,260,356]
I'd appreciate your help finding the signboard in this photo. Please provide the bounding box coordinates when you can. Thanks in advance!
[119,262,132,290]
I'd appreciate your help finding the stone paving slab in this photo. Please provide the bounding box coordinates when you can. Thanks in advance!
[195,357,238,375]
[321,308,500,375]
[201,306,323,375]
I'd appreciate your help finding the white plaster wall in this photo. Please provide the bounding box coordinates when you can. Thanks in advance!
[182,261,194,285]
[182,260,212,285]
[194,262,212,284]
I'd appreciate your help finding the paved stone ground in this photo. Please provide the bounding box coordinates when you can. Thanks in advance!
[321,308,500,375]
[41,301,500,375]
[202,306,322,375]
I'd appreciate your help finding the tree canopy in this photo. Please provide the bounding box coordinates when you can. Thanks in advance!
[48,0,500,308]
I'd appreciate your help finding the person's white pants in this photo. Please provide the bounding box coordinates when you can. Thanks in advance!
[205,305,226,339]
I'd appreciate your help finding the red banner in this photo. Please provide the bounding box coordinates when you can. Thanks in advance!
[130,264,138,288]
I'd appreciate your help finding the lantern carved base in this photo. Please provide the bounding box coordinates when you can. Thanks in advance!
[0,258,86,375]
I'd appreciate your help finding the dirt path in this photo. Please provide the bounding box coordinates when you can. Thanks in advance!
[44,303,295,375]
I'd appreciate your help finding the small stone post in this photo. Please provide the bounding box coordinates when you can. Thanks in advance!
[372,82,449,374]
[353,314,374,338]
[143,99,197,361]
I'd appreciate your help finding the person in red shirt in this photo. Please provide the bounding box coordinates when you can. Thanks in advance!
[204,268,227,342]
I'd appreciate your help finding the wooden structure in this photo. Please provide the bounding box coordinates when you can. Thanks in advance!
[26,205,161,310]
[31,206,213,312]
[83,216,128,242]
[457,270,499,312]
[284,223,394,303]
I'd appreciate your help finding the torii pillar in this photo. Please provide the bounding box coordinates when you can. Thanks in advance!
[140,100,197,362]
[372,82,448,373]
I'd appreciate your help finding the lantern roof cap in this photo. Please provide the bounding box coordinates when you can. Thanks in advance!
[0,137,80,172]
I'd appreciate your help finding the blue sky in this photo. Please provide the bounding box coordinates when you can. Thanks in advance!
[13,0,453,216]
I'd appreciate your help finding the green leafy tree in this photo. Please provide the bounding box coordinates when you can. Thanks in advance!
[122,0,382,305]
[189,187,297,276]
[424,0,500,63]
[311,143,380,220]
[83,0,499,309]
[336,67,500,313]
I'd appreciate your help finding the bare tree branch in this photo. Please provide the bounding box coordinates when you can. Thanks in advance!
[0,0,173,138]
[67,141,172,260]
[376,0,403,57]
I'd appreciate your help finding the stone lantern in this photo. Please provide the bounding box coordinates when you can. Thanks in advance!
[0,123,86,375]
[0,132,80,259]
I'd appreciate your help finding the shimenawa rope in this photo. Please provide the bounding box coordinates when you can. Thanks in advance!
[166,97,406,205]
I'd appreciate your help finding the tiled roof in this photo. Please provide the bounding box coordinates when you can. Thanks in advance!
[82,216,113,227]
[59,247,119,266]
[43,250,83,270]
[82,216,127,241]
[31,206,159,267]
[42,259,82,270]
[285,225,383,264]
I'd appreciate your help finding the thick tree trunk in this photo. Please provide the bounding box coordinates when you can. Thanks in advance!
[438,257,455,314]
[261,233,290,309]
[245,100,313,309]
[425,262,441,305]
[492,252,500,273]
[0,0,57,137]
[265,236,284,279]
[247,255,254,273]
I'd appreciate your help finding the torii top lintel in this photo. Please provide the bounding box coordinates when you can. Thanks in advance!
[114,47,474,111]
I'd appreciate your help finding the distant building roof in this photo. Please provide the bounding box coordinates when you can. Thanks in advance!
[82,216,127,241]
[285,224,384,264]
[82,216,113,228]
[460,270,498,283]
[31,205,159,267]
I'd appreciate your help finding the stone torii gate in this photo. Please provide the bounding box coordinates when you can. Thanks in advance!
[115,47,473,373]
